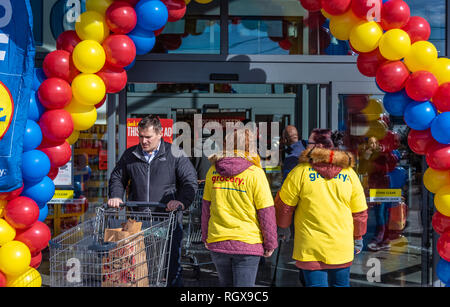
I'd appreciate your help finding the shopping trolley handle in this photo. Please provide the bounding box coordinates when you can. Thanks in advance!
[124,201,168,209]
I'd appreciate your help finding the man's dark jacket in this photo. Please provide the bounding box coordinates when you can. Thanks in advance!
[109,141,198,209]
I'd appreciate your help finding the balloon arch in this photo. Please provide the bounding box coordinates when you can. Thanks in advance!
[0,0,449,287]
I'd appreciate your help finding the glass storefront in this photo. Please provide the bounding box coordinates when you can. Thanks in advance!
[31,0,449,286]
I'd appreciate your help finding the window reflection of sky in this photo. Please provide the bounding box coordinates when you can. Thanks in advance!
[159,0,446,56]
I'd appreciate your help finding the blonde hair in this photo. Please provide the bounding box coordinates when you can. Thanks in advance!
[224,127,258,157]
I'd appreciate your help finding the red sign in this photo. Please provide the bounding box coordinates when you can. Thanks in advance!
[127,118,173,149]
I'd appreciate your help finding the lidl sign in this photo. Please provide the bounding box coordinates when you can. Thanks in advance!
[0,81,13,141]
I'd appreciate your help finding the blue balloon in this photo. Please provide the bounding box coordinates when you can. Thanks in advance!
[23,120,43,152]
[383,90,413,116]
[388,166,407,188]
[21,176,55,205]
[38,204,49,222]
[22,150,51,184]
[404,100,438,131]
[128,26,156,55]
[135,0,168,31]
[28,90,45,121]
[431,112,450,144]
[33,68,46,91]
[437,258,450,285]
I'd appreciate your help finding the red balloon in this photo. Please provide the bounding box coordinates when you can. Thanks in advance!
[0,271,5,287]
[432,82,450,112]
[379,130,400,152]
[102,34,136,68]
[278,39,292,51]
[402,16,431,44]
[433,211,450,235]
[357,48,387,77]
[39,141,72,169]
[299,0,322,12]
[95,95,107,109]
[380,0,410,30]
[405,71,439,102]
[345,95,369,113]
[0,185,24,201]
[437,231,450,262]
[426,142,450,170]
[352,0,382,19]
[106,1,137,34]
[4,196,39,229]
[39,109,74,143]
[47,167,59,180]
[38,78,72,109]
[15,221,52,255]
[56,30,81,53]
[408,129,435,155]
[43,50,79,83]
[321,0,351,16]
[162,0,186,22]
[97,65,128,94]
[376,61,410,93]
[30,252,42,269]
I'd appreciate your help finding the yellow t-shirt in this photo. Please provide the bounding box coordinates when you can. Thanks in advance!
[279,163,367,265]
[203,165,274,244]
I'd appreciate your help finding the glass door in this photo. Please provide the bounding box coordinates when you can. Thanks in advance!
[335,83,431,287]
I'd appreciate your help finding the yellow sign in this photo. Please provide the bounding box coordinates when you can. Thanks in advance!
[264,166,281,173]
[369,189,401,202]
[48,190,74,204]
[0,81,14,141]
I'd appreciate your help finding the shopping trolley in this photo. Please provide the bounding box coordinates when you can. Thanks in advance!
[49,202,176,287]
[181,182,213,279]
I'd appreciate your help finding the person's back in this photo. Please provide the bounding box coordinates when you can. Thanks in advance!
[276,129,368,287]
[281,125,305,181]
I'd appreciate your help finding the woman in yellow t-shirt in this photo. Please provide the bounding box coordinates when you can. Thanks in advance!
[201,128,278,287]
[275,129,368,287]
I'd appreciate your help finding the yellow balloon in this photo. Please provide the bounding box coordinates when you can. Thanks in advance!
[66,129,80,145]
[423,168,450,193]
[434,185,450,217]
[65,100,98,131]
[72,40,106,74]
[86,0,113,16]
[0,241,31,276]
[329,10,362,41]
[194,0,213,3]
[404,41,438,72]
[0,200,6,218]
[0,219,15,246]
[362,98,384,121]
[6,267,42,287]
[379,29,411,61]
[71,73,106,106]
[185,0,191,4]
[430,58,450,85]
[349,21,383,53]
[75,10,110,43]
[365,119,387,140]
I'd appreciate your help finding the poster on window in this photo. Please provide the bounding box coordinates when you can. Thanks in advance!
[127,118,173,149]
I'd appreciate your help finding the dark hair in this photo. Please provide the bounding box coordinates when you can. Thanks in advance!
[138,115,162,133]
[331,130,345,148]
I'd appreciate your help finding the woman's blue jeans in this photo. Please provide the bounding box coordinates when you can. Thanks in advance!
[301,267,351,287]
[210,251,261,287]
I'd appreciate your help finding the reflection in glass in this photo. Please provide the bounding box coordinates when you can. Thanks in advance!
[339,94,427,286]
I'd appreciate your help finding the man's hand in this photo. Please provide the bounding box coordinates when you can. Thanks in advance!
[166,200,184,211]
[107,198,123,208]
[264,249,274,257]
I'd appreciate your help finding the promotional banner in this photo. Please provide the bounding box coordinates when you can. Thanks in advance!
[127,118,173,149]
[0,0,35,192]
